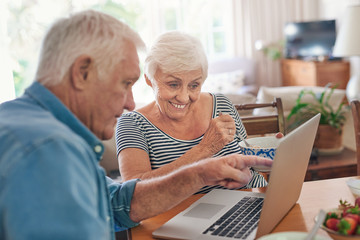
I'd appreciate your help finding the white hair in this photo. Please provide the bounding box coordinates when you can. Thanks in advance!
[36,9,145,86]
[144,31,208,81]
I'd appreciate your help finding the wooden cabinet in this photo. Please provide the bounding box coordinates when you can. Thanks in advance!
[281,59,351,89]
[305,148,356,181]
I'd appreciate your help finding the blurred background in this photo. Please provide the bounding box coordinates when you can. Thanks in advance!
[0,0,358,106]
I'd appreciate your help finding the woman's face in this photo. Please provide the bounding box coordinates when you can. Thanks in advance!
[148,67,204,121]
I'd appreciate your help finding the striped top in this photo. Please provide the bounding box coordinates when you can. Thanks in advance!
[115,93,267,194]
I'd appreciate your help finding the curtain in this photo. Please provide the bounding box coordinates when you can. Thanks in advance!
[233,0,320,88]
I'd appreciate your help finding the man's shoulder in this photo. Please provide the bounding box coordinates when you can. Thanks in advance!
[0,99,77,158]
[2,100,69,135]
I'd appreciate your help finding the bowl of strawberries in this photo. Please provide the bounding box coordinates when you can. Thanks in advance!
[322,197,360,240]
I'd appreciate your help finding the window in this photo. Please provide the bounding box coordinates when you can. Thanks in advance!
[3,0,234,104]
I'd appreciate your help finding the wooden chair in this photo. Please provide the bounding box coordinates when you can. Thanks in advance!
[351,100,360,175]
[234,97,286,136]
[115,229,132,240]
[235,97,285,181]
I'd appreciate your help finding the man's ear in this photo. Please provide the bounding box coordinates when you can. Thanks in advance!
[144,74,153,87]
[70,55,93,90]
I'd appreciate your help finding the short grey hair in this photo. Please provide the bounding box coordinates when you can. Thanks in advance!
[36,9,145,86]
[144,31,208,81]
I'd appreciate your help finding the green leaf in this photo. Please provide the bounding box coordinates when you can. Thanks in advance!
[347,205,360,214]
[287,84,347,129]
[287,103,309,120]
[338,218,351,235]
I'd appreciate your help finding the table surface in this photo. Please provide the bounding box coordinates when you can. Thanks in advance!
[131,176,357,239]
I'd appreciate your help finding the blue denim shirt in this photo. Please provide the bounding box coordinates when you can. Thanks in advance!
[0,82,139,240]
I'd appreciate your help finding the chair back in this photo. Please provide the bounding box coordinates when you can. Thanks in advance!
[234,97,285,136]
[351,100,360,175]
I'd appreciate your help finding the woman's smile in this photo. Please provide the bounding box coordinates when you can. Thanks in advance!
[170,102,187,109]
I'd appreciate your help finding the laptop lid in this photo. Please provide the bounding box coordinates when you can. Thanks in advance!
[153,114,320,240]
[255,113,320,238]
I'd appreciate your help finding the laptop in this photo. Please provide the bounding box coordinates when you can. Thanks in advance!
[152,114,320,240]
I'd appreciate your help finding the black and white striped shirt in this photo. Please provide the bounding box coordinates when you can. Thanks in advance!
[116,93,267,194]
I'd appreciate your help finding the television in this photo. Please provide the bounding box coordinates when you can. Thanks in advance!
[284,19,338,60]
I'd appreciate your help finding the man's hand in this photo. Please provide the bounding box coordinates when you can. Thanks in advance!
[130,154,272,222]
[195,154,273,189]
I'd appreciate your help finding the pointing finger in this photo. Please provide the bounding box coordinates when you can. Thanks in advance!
[233,155,273,169]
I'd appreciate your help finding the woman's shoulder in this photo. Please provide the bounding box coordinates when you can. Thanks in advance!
[120,110,141,118]
[118,111,148,126]
[213,92,231,101]
[122,101,155,119]
[200,92,232,104]
[209,93,234,108]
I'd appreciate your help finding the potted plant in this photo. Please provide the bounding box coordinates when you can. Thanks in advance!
[255,40,284,61]
[287,84,348,154]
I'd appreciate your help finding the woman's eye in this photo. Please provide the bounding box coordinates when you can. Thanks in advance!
[190,83,200,89]
[168,83,180,88]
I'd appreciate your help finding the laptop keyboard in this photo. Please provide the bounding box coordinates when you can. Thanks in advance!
[202,196,264,239]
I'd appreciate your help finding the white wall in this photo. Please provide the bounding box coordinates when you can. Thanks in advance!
[232,0,321,88]
[0,48,15,104]
[319,0,360,21]
[0,1,15,104]
[319,0,360,77]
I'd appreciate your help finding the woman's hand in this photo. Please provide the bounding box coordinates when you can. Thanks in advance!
[199,112,236,155]
[275,132,284,138]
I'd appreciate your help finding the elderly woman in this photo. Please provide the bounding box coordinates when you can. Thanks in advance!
[115,31,266,194]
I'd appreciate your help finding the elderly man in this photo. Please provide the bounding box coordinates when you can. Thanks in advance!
[0,10,272,240]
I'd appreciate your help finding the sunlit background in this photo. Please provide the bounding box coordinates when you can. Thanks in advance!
[1,0,357,106]
[0,0,234,104]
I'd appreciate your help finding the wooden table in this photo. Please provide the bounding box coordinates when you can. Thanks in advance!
[131,176,358,239]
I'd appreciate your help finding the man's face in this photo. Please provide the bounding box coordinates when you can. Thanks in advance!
[86,42,140,140]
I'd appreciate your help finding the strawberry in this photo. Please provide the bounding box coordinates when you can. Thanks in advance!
[344,213,360,224]
[326,212,338,219]
[339,199,352,210]
[339,199,353,216]
[356,225,360,235]
[326,218,340,231]
[343,205,360,215]
[355,197,360,207]
[338,217,357,235]
[342,205,360,224]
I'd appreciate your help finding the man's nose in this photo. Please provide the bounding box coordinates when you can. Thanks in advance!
[124,90,135,111]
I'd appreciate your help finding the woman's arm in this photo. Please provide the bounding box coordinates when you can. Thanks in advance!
[118,113,237,181]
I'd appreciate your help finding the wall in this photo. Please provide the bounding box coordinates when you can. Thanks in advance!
[319,0,360,78]
[0,1,15,104]
[232,0,321,89]
[230,0,360,89]
[319,0,360,21]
